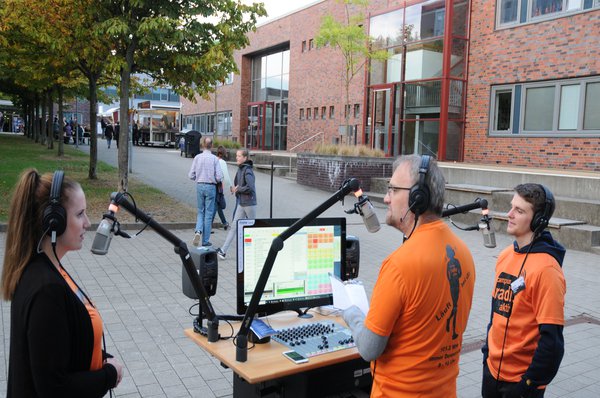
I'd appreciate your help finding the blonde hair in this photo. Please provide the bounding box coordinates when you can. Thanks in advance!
[1,169,79,300]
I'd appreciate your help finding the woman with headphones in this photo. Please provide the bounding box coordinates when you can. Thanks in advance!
[1,169,123,397]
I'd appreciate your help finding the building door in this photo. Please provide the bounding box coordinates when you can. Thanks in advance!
[369,86,395,155]
[247,102,274,150]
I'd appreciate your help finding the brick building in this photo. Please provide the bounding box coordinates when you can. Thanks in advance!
[181,0,600,172]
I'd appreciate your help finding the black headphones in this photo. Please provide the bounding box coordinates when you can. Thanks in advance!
[530,184,555,234]
[42,170,67,239]
[408,155,431,216]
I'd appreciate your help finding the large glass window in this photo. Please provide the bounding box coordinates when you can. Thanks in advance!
[251,49,290,102]
[405,1,446,42]
[369,9,404,49]
[452,0,469,37]
[405,40,444,81]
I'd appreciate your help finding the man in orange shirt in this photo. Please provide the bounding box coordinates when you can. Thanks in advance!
[482,184,566,397]
[343,155,476,397]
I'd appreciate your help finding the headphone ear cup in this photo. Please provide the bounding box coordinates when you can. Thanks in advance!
[43,170,66,238]
[409,185,430,215]
[43,203,67,237]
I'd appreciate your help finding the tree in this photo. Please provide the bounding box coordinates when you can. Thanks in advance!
[315,0,388,145]
[100,0,266,192]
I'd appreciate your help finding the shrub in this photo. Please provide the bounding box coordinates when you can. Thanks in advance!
[313,143,385,158]
[214,137,241,149]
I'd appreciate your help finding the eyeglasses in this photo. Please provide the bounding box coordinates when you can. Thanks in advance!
[387,184,411,195]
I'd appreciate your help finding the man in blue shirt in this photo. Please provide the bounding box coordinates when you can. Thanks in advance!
[188,137,223,246]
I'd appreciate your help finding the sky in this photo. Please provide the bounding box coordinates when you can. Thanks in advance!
[244,0,319,23]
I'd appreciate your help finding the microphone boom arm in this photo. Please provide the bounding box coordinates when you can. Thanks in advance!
[110,192,220,342]
[235,178,361,362]
[442,198,488,218]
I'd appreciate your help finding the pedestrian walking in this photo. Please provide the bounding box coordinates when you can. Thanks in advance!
[188,137,223,247]
[216,148,256,260]
[114,121,120,149]
[104,123,114,149]
[213,146,231,230]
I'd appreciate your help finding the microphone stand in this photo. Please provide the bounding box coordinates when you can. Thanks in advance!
[110,192,220,342]
[235,178,361,362]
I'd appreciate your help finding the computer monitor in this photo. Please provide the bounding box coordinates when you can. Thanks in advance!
[236,218,347,316]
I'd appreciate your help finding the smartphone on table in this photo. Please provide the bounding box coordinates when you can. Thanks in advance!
[282,350,308,364]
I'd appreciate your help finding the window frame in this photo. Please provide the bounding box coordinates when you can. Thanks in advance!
[490,76,600,137]
[489,85,515,134]
[496,0,596,28]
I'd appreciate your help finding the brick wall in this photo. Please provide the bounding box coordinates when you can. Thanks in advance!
[181,0,401,151]
[297,153,394,192]
[465,2,600,171]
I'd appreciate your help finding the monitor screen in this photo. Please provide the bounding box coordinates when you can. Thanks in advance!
[236,218,347,316]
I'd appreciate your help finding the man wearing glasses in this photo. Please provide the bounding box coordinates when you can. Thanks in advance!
[343,154,476,398]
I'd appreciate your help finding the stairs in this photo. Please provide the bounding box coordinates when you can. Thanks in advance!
[367,163,600,254]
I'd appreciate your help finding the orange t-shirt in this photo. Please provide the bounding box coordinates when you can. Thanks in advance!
[59,268,104,371]
[364,220,475,397]
[486,248,566,382]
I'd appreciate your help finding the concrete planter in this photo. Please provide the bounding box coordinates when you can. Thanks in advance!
[297,153,394,192]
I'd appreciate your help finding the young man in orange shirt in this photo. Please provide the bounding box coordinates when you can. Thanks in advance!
[482,184,566,397]
[343,155,476,397]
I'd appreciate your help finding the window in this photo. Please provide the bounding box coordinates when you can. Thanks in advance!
[329,106,335,119]
[491,88,513,132]
[523,86,554,131]
[302,41,306,52]
[490,77,600,135]
[558,85,579,130]
[309,39,314,50]
[354,104,360,118]
[497,0,593,27]
[307,108,312,120]
[584,82,600,129]
[321,106,326,120]
[314,107,318,119]
[300,108,305,120]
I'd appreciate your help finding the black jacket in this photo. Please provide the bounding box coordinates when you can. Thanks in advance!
[234,160,257,206]
[7,253,117,397]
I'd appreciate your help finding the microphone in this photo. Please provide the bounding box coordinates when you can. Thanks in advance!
[479,206,496,249]
[91,203,118,255]
[353,189,381,233]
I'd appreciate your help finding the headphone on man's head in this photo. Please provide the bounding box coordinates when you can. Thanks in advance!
[42,170,67,239]
[408,155,431,216]
[530,184,555,234]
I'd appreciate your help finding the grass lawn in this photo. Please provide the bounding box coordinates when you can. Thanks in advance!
[0,134,196,224]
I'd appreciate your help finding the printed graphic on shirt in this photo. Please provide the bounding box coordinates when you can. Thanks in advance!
[493,271,517,318]
[445,245,462,340]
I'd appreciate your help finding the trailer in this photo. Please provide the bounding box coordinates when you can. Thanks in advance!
[136,101,180,147]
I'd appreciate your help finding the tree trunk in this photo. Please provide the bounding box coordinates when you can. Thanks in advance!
[88,76,99,180]
[118,43,135,192]
[58,87,64,157]
[48,89,54,150]
[34,95,40,143]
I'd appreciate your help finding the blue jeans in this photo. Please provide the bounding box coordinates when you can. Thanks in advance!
[195,183,216,245]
